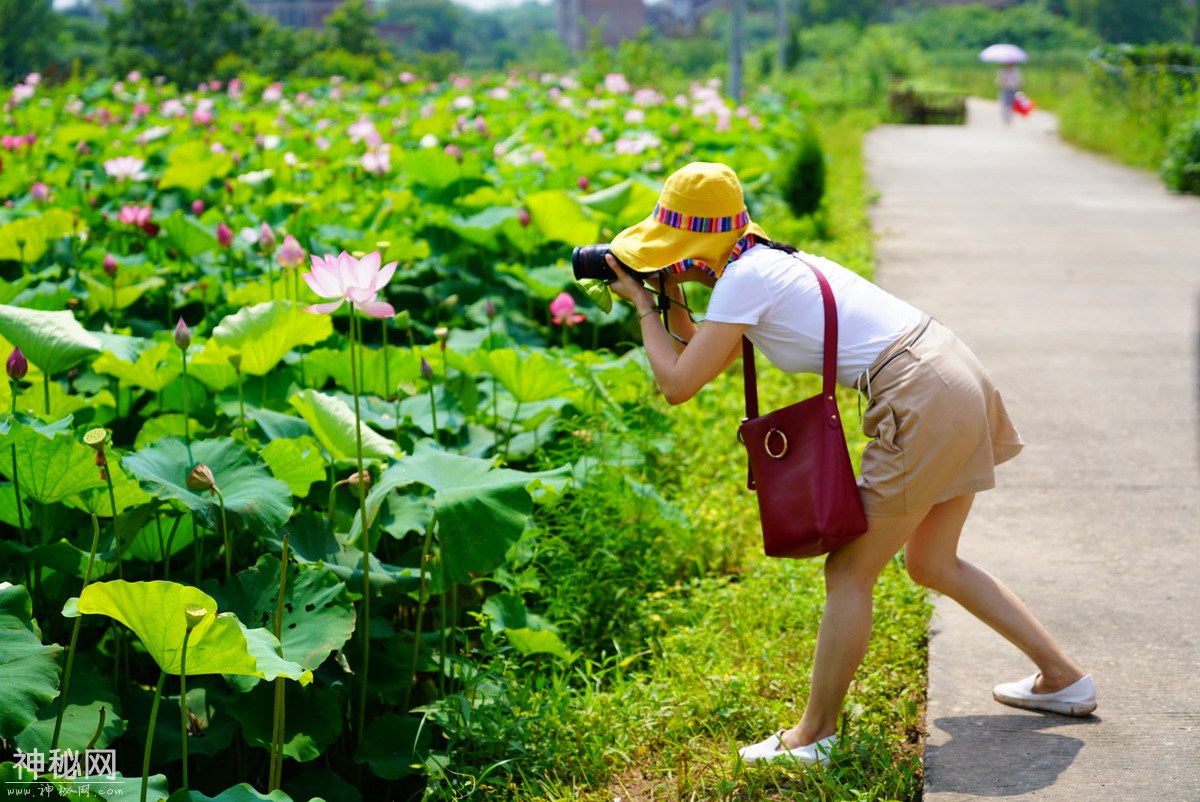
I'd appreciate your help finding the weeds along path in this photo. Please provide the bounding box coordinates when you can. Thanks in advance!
[523,114,931,801]
[867,97,1200,800]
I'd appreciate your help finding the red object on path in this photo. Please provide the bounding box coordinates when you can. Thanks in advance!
[1013,92,1035,116]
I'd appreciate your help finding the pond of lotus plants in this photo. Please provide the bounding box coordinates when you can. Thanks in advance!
[0,68,807,800]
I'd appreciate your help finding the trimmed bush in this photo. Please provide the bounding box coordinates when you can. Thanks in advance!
[1161,116,1200,194]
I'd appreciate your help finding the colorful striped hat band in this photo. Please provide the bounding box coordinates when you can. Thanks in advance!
[652,204,751,234]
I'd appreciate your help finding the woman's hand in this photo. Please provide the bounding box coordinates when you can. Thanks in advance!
[606,254,654,312]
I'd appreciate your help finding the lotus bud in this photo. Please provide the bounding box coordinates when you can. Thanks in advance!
[444,143,462,163]
[186,464,218,495]
[258,221,276,254]
[578,175,590,191]
[184,604,207,630]
[174,317,191,351]
[216,222,233,247]
[434,326,449,352]
[345,469,371,496]
[518,208,531,228]
[83,428,108,451]
[191,199,205,215]
[103,253,118,277]
[394,310,410,330]
[6,347,27,381]
[277,234,305,269]
[485,298,496,320]
[420,357,433,380]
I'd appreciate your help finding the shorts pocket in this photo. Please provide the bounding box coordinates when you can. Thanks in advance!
[863,399,902,453]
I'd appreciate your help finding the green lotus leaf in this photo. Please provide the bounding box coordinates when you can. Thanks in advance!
[93,340,182,392]
[0,482,31,527]
[159,141,234,195]
[159,210,221,255]
[260,436,326,498]
[68,458,152,518]
[505,627,570,658]
[216,556,355,672]
[133,414,205,451]
[282,769,361,802]
[15,653,126,752]
[0,583,62,739]
[288,389,397,463]
[0,305,102,375]
[474,348,577,404]
[128,677,236,762]
[443,207,517,249]
[168,785,297,802]
[0,208,78,263]
[0,275,35,305]
[577,278,613,313]
[212,301,333,376]
[358,443,546,584]
[0,420,105,505]
[80,271,166,313]
[0,762,170,801]
[303,345,423,399]
[524,189,599,245]
[354,713,431,780]
[122,437,292,533]
[73,580,312,684]
[226,683,343,762]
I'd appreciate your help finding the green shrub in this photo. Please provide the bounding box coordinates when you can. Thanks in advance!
[1161,116,1200,194]
[779,125,827,218]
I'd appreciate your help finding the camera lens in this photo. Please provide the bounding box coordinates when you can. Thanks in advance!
[572,245,618,282]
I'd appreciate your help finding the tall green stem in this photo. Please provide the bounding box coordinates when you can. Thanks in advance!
[140,670,167,802]
[42,373,49,414]
[348,305,371,744]
[51,513,102,750]
[269,533,291,791]
[403,511,437,713]
[214,487,230,583]
[179,628,192,790]
[180,354,192,453]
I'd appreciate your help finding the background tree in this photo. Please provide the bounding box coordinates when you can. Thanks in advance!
[105,0,268,87]
[325,0,386,56]
[1064,0,1193,43]
[0,0,60,83]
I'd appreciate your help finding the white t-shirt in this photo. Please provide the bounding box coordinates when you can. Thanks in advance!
[704,245,922,386]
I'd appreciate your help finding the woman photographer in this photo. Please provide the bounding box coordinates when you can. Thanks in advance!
[603,162,1094,766]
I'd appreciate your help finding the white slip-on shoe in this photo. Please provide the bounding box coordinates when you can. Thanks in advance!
[737,731,785,762]
[993,674,1097,716]
[740,733,838,766]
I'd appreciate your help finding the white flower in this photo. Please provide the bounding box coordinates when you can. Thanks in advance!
[624,109,645,124]
[603,73,631,94]
[452,95,476,110]
[236,169,274,186]
[419,133,439,149]
[160,98,187,118]
[347,117,377,144]
[137,125,172,145]
[103,156,148,182]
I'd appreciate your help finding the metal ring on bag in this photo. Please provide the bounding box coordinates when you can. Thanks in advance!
[764,428,788,459]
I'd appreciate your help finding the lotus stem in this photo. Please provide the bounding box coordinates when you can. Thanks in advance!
[85,706,106,751]
[10,439,28,587]
[269,533,291,791]
[101,451,123,582]
[140,669,167,802]
[236,366,246,442]
[51,513,102,751]
[347,304,371,744]
[427,371,438,443]
[382,321,390,401]
[213,486,230,583]
[179,626,192,790]
[180,353,192,453]
[403,510,438,713]
[42,373,49,414]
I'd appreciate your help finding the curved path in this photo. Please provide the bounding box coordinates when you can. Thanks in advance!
[866,97,1200,800]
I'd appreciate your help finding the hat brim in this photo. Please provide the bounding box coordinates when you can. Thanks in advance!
[610,218,767,275]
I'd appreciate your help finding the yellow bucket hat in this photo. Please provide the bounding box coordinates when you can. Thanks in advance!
[610,162,767,278]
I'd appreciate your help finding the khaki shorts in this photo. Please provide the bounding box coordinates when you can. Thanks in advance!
[856,317,1024,517]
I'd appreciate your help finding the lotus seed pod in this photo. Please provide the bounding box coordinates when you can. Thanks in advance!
[83,428,108,451]
[184,604,208,630]
[345,469,371,495]
[186,464,217,494]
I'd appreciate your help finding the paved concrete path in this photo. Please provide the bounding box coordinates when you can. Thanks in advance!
[865,97,1200,800]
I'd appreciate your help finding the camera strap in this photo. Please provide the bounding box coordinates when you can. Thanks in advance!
[655,275,692,346]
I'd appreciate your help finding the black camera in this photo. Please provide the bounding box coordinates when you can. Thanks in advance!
[572,244,637,283]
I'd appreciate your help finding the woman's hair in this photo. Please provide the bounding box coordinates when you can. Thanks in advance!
[758,237,799,255]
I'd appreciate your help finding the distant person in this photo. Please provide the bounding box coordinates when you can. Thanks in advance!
[997,63,1023,125]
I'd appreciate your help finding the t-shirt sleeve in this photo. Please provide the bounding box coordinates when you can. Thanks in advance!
[703,263,772,325]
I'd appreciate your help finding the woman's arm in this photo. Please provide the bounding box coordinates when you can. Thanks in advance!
[609,261,747,405]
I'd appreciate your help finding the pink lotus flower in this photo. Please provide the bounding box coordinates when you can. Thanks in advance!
[103,156,148,182]
[550,292,584,326]
[30,182,50,202]
[302,251,397,318]
[216,222,233,248]
[258,221,277,254]
[277,235,305,269]
[118,204,152,227]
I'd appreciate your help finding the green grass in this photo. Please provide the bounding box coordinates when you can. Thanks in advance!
[498,111,931,802]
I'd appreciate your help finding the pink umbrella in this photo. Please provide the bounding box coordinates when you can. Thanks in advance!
[979,44,1028,64]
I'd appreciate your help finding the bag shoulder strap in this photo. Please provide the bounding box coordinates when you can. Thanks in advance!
[742,256,838,422]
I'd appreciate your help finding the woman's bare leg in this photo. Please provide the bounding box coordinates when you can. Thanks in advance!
[903,493,1087,692]
[780,506,930,749]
